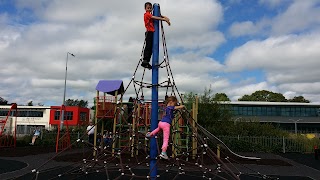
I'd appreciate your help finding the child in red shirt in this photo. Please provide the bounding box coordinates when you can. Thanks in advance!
[142,2,171,69]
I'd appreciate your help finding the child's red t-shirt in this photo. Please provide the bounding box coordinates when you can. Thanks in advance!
[144,11,154,32]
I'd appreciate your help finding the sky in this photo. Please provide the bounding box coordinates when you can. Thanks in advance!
[1,0,320,106]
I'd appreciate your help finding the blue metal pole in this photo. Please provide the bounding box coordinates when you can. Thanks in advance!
[150,3,160,179]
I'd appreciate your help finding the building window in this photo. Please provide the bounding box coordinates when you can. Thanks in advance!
[295,107,301,117]
[253,107,261,116]
[19,111,44,117]
[54,111,60,120]
[267,107,272,116]
[54,111,73,120]
[16,125,45,134]
[80,112,87,121]
[65,111,73,120]
[260,107,265,116]
[0,110,8,116]
[0,110,17,116]
[0,110,43,117]
[232,106,238,115]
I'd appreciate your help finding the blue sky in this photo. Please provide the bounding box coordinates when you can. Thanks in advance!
[0,0,320,106]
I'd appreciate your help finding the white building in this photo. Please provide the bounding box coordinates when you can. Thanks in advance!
[0,105,52,135]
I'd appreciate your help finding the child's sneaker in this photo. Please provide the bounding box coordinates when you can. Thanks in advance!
[141,61,152,69]
[159,152,168,160]
[145,132,152,138]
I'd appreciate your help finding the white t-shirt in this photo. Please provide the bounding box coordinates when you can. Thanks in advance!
[34,129,40,136]
[87,125,95,135]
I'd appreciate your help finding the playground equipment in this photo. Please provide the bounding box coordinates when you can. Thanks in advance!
[55,105,71,152]
[93,80,124,156]
[28,97,269,179]
[0,103,17,148]
[24,3,274,180]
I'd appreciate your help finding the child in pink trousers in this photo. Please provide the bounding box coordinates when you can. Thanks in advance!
[146,96,185,159]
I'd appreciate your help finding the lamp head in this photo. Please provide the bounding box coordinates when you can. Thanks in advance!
[68,52,75,57]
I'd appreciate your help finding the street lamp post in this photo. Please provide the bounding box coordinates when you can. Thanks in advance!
[233,117,243,125]
[60,52,75,129]
[290,119,302,134]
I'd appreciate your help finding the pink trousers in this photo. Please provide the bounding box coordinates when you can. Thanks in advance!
[149,121,170,152]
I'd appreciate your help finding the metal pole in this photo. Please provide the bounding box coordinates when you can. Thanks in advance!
[150,3,160,179]
[282,136,286,153]
[290,119,302,135]
[60,52,75,129]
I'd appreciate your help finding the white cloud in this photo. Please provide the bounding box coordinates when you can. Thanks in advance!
[271,0,320,35]
[279,82,320,94]
[225,32,320,74]
[225,82,275,101]
[229,21,257,37]
[283,91,297,100]
[228,0,320,37]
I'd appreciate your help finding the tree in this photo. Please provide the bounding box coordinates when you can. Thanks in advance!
[184,88,233,135]
[65,99,88,108]
[0,97,8,105]
[27,101,33,106]
[198,102,233,130]
[200,87,212,103]
[182,92,197,104]
[212,93,230,101]
[182,92,197,110]
[238,90,286,102]
[288,96,310,103]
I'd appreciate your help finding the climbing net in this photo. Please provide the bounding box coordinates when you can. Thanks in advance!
[23,12,276,180]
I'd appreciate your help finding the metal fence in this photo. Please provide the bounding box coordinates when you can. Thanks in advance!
[217,135,320,153]
[16,130,320,153]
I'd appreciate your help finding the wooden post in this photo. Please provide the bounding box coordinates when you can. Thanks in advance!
[112,91,118,156]
[217,144,220,159]
[93,91,99,157]
[100,92,106,148]
[192,96,198,159]
[172,116,177,158]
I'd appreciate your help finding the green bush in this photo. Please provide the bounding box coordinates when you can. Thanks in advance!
[220,138,283,153]
[16,135,32,147]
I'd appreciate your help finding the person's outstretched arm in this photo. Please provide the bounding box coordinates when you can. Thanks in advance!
[174,105,185,110]
[152,16,170,26]
[161,15,169,20]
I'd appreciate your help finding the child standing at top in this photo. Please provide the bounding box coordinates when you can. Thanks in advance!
[142,2,171,69]
[146,96,184,159]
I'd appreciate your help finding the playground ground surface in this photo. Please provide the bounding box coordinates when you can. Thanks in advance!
[0,146,320,180]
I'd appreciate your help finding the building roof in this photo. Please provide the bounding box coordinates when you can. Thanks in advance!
[95,80,124,96]
[0,105,51,109]
[219,101,320,106]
